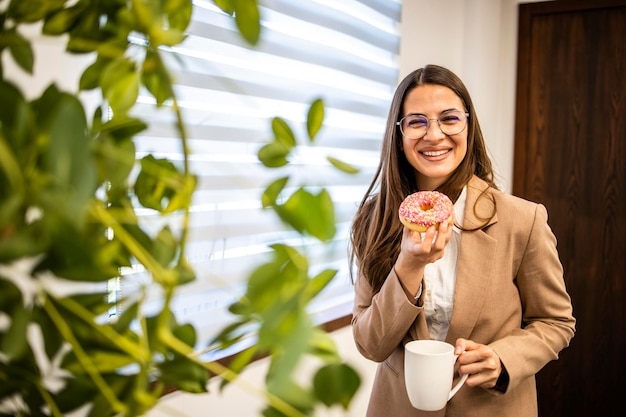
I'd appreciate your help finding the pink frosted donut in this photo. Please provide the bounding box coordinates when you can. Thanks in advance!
[398,191,453,232]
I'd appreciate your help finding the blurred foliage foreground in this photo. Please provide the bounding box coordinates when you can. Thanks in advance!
[0,1,361,416]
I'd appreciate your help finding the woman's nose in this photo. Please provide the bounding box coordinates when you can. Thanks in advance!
[424,120,445,141]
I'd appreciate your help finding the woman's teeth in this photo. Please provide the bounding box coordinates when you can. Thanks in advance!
[421,149,449,157]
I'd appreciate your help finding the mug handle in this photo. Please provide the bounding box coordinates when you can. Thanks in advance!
[448,354,469,400]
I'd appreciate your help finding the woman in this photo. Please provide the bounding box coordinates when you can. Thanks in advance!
[349,65,575,417]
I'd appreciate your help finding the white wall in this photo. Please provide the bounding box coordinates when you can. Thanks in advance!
[399,0,540,194]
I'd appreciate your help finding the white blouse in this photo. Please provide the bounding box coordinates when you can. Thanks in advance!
[422,186,467,341]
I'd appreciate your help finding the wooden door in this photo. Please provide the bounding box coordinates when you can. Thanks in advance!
[514,1,626,416]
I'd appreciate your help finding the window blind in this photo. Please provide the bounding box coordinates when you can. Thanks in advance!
[115,0,401,353]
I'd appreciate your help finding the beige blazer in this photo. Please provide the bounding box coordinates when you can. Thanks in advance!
[352,176,576,417]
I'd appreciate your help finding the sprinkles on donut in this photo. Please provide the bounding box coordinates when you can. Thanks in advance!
[398,191,453,232]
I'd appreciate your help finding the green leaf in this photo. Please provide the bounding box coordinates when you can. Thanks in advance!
[84,374,135,417]
[271,117,296,147]
[153,226,177,267]
[263,312,311,386]
[172,322,197,348]
[262,379,314,417]
[80,57,109,91]
[0,80,30,150]
[142,49,173,106]
[164,0,193,32]
[234,0,261,45]
[64,349,137,373]
[306,98,324,141]
[6,0,65,23]
[163,173,196,214]
[257,296,305,352]
[261,176,289,207]
[113,301,139,333]
[246,262,287,313]
[134,155,181,212]
[130,0,155,33]
[85,385,116,417]
[228,299,252,316]
[3,28,34,73]
[313,363,361,409]
[150,27,186,48]
[94,135,136,197]
[304,268,337,302]
[276,188,336,241]
[213,0,234,15]
[258,141,290,168]
[145,310,178,354]
[99,115,148,140]
[101,57,140,115]
[0,127,24,197]
[1,302,30,360]
[327,156,360,174]
[210,318,249,350]
[69,292,111,316]
[173,258,196,285]
[55,376,99,414]
[40,88,97,217]
[307,328,340,363]
[94,39,127,60]
[129,389,159,417]
[158,357,209,393]
[42,4,86,35]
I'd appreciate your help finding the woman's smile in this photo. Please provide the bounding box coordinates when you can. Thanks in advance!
[419,148,452,158]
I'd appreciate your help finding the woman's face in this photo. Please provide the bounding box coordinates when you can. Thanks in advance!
[400,84,468,191]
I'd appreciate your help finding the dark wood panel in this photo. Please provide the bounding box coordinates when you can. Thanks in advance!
[514,1,626,416]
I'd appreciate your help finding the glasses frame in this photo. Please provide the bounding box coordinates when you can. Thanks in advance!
[396,110,470,139]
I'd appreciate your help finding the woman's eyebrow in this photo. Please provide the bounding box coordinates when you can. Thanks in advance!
[403,108,460,117]
[440,108,461,114]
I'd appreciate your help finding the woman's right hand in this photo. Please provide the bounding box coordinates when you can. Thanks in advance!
[402,217,453,263]
[394,217,453,294]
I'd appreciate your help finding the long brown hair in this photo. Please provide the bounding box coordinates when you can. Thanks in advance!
[349,64,498,293]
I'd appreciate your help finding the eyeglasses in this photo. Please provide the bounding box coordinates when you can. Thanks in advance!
[396,110,469,139]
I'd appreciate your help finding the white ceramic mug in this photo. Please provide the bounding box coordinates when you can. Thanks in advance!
[404,340,468,411]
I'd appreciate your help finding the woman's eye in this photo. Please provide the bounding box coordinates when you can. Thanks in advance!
[441,115,460,123]
[408,118,427,128]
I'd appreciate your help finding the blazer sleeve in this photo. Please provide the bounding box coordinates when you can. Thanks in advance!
[352,268,427,362]
[489,203,576,392]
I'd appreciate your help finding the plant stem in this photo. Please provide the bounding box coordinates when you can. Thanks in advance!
[43,295,128,415]
[168,67,191,259]
[161,332,307,417]
[57,296,150,362]
[0,136,24,194]
[36,382,63,417]
[91,203,177,286]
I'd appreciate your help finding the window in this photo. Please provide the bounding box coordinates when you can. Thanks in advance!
[112,0,401,357]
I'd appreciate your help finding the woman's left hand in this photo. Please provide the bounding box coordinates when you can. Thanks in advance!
[454,338,503,389]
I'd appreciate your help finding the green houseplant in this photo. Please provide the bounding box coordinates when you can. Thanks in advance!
[0,0,360,416]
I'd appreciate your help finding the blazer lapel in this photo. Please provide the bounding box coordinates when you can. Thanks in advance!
[446,176,498,343]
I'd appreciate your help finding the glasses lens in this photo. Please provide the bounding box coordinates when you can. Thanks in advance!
[400,115,428,138]
[438,110,467,135]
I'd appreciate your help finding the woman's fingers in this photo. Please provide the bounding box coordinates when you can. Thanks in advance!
[455,338,502,389]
